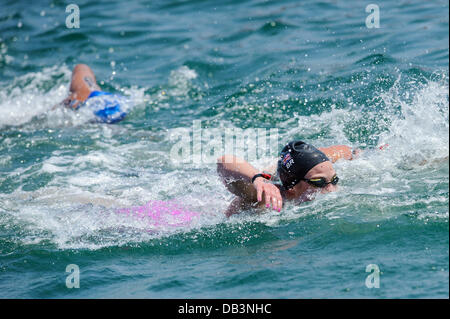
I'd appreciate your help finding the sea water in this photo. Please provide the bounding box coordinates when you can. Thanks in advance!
[0,0,448,298]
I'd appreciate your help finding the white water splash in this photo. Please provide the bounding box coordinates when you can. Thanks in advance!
[0,69,447,249]
[0,64,145,129]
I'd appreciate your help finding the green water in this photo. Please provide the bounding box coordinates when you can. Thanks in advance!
[0,0,448,298]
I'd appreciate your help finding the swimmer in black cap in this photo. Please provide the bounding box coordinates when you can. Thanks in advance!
[217,141,359,217]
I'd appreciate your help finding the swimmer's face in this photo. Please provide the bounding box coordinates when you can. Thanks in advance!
[290,161,338,200]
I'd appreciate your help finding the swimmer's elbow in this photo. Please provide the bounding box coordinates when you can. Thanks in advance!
[217,155,247,166]
[216,155,227,173]
[217,154,236,164]
[217,155,241,172]
[217,155,227,165]
[217,155,232,179]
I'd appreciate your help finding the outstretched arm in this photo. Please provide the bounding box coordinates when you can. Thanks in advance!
[319,145,359,163]
[217,155,283,213]
[217,155,259,200]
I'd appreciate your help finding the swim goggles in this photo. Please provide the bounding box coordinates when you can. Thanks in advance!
[302,174,339,188]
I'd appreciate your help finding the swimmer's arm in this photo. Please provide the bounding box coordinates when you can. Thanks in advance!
[217,156,283,214]
[50,97,68,110]
[217,155,259,202]
[51,95,82,110]
[319,145,360,163]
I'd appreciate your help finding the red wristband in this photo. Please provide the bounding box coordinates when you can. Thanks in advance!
[251,173,272,184]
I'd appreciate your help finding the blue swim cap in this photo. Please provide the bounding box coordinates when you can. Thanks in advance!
[84,91,128,123]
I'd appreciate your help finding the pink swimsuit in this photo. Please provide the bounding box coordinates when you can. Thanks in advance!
[116,200,200,228]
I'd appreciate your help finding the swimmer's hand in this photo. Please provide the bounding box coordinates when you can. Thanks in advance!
[50,100,64,111]
[217,155,283,214]
[253,176,283,212]
[51,96,83,111]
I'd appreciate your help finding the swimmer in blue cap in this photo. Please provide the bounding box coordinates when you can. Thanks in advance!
[58,64,129,123]
[217,141,359,217]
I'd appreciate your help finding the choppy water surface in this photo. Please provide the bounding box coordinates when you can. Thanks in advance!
[0,0,448,298]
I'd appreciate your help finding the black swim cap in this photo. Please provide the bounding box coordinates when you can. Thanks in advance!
[277,140,330,190]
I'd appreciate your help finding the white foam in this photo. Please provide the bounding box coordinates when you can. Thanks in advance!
[1,67,447,250]
[377,76,449,165]
[165,65,200,100]
[0,65,71,128]
[0,64,146,129]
